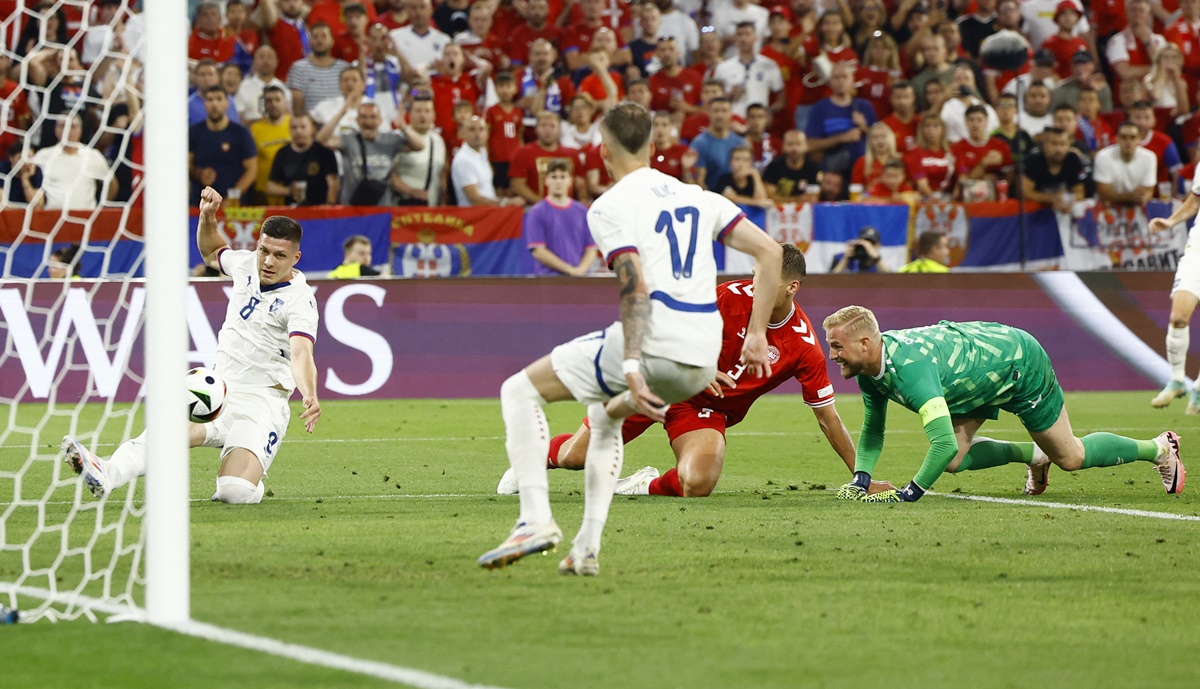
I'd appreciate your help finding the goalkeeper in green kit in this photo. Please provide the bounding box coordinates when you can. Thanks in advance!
[821,306,1186,503]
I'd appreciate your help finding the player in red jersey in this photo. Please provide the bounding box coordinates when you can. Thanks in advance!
[496,244,894,498]
[486,73,525,194]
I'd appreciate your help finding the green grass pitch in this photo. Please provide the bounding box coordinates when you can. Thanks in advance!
[3,391,1200,689]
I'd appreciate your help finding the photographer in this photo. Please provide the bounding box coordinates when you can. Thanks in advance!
[832,226,893,273]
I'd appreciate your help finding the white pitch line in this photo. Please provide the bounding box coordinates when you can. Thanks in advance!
[929,491,1200,521]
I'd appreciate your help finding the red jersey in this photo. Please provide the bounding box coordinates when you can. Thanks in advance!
[797,37,858,106]
[1041,34,1088,79]
[562,21,626,57]
[268,18,310,80]
[580,144,612,191]
[563,0,633,32]
[375,11,408,32]
[651,142,689,179]
[866,180,914,199]
[850,156,886,190]
[749,134,782,168]
[950,136,1013,177]
[881,113,920,152]
[490,3,524,38]
[579,69,625,102]
[648,68,703,111]
[762,43,798,136]
[486,104,525,163]
[506,23,563,65]
[188,30,236,62]
[855,66,896,120]
[905,148,955,193]
[510,142,580,197]
[1166,18,1200,97]
[1092,0,1128,37]
[431,73,481,146]
[0,79,28,153]
[332,32,365,63]
[307,0,378,34]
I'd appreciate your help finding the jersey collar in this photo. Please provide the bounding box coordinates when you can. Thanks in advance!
[768,303,794,329]
[262,280,291,292]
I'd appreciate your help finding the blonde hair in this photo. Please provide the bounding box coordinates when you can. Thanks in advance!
[864,32,900,71]
[822,305,881,339]
[1145,43,1187,111]
[865,122,899,173]
[917,112,949,153]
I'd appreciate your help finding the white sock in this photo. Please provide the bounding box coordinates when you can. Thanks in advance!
[500,371,553,526]
[105,431,147,489]
[576,402,624,553]
[1166,325,1189,383]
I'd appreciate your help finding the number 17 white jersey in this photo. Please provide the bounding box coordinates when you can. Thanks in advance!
[587,166,748,367]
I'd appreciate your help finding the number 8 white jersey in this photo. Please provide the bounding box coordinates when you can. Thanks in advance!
[587,166,748,367]
[215,249,319,392]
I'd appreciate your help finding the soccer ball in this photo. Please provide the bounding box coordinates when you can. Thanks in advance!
[186,367,227,423]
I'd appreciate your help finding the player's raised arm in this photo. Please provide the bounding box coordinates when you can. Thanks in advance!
[722,219,782,377]
[1149,192,1200,234]
[196,186,230,272]
[612,251,668,422]
[289,335,321,433]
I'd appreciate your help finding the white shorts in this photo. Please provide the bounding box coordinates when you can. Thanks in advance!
[1171,252,1200,300]
[550,322,715,406]
[201,387,291,472]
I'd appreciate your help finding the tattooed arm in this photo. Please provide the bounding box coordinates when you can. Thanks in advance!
[612,252,667,422]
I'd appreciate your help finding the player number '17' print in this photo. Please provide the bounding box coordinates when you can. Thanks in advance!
[655,206,700,279]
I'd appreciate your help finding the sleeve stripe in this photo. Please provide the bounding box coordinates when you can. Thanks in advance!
[717,212,748,243]
[805,399,837,408]
[216,246,231,276]
[289,331,316,343]
[606,246,638,268]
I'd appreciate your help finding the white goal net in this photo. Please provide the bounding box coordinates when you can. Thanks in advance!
[0,0,152,623]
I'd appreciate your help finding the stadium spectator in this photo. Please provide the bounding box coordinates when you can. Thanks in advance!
[852,0,889,55]
[957,0,999,59]
[287,23,350,115]
[236,46,292,124]
[905,113,954,200]
[710,0,769,51]
[850,123,901,199]
[1040,2,1089,79]
[980,0,1029,102]
[922,80,949,120]
[563,0,632,72]
[309,0,379,34]
[189,2,235,64]
[626,3,660,77]
[25,48,93,149]
[506,0,561,68]
[376,0,410,31]
[881,81,920,152]
[1166,0,1200,101]
[762,130,820,204]
[221,64,243,101]
[806,63,876,177]
[188,59,242,127]
[328,235,382,278]
[249,86,292,205]
[1003,48,1060,97]
[312,67,393,138]
[560,94,602,150]
[1129,101,1184,187]
[331,3,372,64]
[261,0,314,81]
[790,10,857,131]
[485,73,525,194]
[818,170,848,202]
[1,141,45,210]
[864,159,916,203]
[940,66,998,144]
[389,0,451,71]
[899,231,951,273]
[522,158,595,276]
[430,43,483,146]
[713,22,783,119]
[938,21,988,89]
[47,243,81,279]
[649,111,690,180]
[1022,0,1092,51]
[188,87,257,206]
[1052,103,1096,196]
[1052,52,1114,113]
[648,37,703,115]
[1144,44,1190,117]
[625,79,652,111]
[856,32,902,122]
[689,97,747,190]
[319,100,424,205]
[952,104,1013,200]
[575,34,627,108]
[680,80,729,142]
[738,105,777,171]
[266,114,340,206]
[81,0,123,66]
[1072,88,1115,151]
[224,0,260,75]
[391,96,448,206]
[1019,81,1055,137]
[690,25,724,82]
[455,1,505,72]
[715,146,773,209]
[1107,0,1167,105]
[912,34,956,112]
[0,52,31,155]
[1094,122,1158,209]
[16,2,68,59]
[451,115,503,206]
[516,39,570,132]
[1022,126,1087,212]
[992,93,1036,163]
[361,23,409,107]
[832,226,891,273]
[656,0,700,64]
[510,112,582,204]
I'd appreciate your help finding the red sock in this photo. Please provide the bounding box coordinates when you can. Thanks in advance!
[546,433,572,469]
[648,468,683,496]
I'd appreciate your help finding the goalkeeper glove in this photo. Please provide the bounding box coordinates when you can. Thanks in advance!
[836,471,872,501]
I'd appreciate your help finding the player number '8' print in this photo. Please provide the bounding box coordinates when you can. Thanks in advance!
[654,206,700,278]
[239,296,261,320]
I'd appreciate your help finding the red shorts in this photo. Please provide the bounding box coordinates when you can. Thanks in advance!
[582,402,728,445]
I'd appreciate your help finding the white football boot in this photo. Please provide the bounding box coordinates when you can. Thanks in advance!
[558,547,600,576]
[477,520,562,570]
[1154,431,1186,495]
[613,466,660,495]
[61,435,113,499]
[495,467,519,495]
[1151,381,1188,408]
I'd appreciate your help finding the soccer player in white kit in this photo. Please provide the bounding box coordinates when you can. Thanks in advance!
[63,187,322,504]
[477,102,783,575]
[1150,176,1200,414]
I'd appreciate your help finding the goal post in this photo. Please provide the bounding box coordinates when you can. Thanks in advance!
[142,0,191,626]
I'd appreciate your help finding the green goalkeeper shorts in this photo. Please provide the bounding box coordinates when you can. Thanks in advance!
[958,331,1065,434]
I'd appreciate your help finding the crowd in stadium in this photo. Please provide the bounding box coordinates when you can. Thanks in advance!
[0,0,1196,216]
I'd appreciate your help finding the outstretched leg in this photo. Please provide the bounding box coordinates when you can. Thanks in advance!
[64,423,209,499]
[1153,291,1198,409]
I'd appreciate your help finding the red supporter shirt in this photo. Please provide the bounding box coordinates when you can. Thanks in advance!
[486,104,525,163]
[579,69,626,102]
[882,113,921,152]
[562,22,625,57]
[332,32,364,63]
[850,156,886,189]
[307,0,378,34]
[1166,19,1200,97]
[950,136,1013,176]
[0,79,28,153]
[1093,0,1128,37]
[563,0,633,33]
[762,44,798,135]
[648,69,703,111]
[866,180,914,198]
[268,18,310,80]
[1041,35,1089,79]
[750,134,782,168]
[506,24,563,66]
[797,38,858,106]
[510,142,581,197]
[855,66,895,119]
[1080,115,1115,150]
[651,142,689,179]
[581,144,612,189]
[375,11,408,32]
[188,30,236,62]
[905,148,955,192]
[431,73,481,146]
[687,58,720,82]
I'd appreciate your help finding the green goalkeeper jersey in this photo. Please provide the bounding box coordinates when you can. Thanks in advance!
[853,321,1060,489]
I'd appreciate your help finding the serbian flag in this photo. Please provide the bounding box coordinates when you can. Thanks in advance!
[391,206,530,277]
